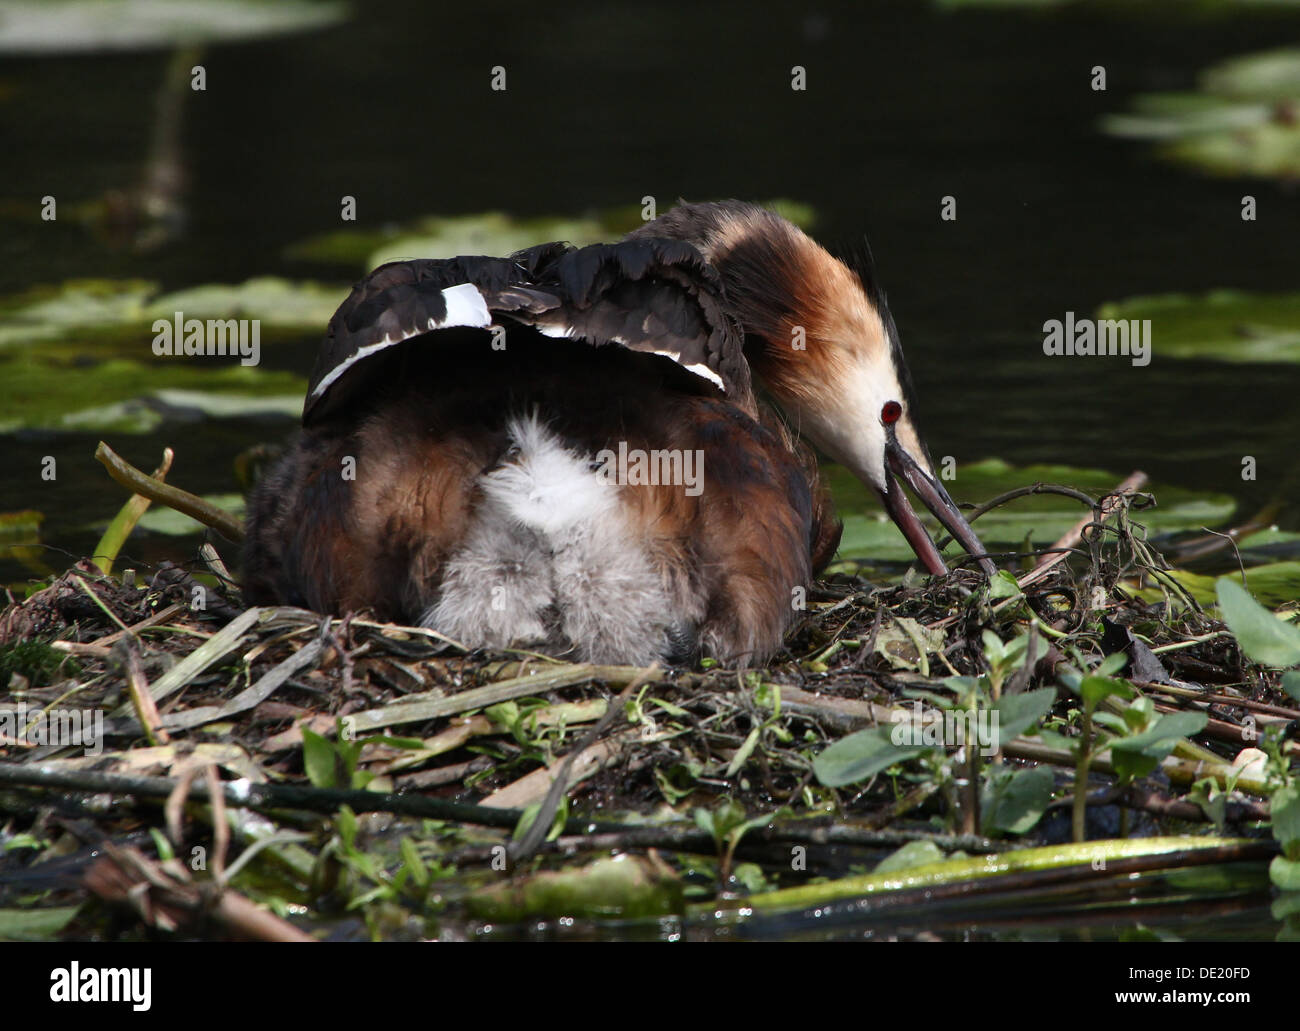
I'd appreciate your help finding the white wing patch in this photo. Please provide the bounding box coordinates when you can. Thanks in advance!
[440,282,493,327]
[682,362,724,390]
[650,349,725,391]
[311,283,492,401]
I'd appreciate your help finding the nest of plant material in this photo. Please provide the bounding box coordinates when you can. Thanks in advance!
[0,482,1295,942]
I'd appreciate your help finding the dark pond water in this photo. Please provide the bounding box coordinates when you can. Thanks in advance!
[3,0,1299,582]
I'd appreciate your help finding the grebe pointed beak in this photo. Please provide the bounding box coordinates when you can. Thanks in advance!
[879,431,997,577]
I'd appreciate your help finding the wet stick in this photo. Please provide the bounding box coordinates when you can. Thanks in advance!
[95,441,244,542]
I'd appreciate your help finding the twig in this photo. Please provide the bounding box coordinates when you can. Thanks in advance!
[122,638,169,745]
[0,760,619,833]
[346,663,687,734]
[1018,471,1148,589]
[95,441,244,542]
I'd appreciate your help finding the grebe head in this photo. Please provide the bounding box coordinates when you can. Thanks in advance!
[633,201,995,577]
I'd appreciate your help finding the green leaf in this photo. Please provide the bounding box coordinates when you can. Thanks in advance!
[1001,633,1032,668]
[1187,777,1227,830]
[1079,674,1135,710]
[1270,856,1300,892]
[725,725,763,778]
[987,570,1023,601]
[985,766,1054,836]
[1036,727,1078,755]
[1272,783,1300,851]
[1123,710,1210,748]
[0,906,79,941]
[336,805,358,849]
[1093,712,1131,734]
[1096,652,1129,678]
[813,726,931,788]
[993,687,1056,742]
[400,837,429,889]
[1282,671,1300,702]
[1216,578,1300,668]
[301,727,338,789]
[874,840,946,874]
[1133,562,1300,609]
[1109,711,1210,782]
[692,800,755,847]
[982,630,1005,662]
[512,797,569,844]
[1122,695,1156,733]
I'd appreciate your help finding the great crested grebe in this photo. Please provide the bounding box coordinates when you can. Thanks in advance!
[243,201,993,666]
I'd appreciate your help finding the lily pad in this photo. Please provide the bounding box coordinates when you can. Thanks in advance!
[938,0,1300,11]
[1103,48,1300,179]
[830,458,1235,565]
[0,277,348,352]
[0,277,337,432]
[1094,291,1300,364]
[935,0,1073,7]
[285,201,818,270]
[0,510,48,576]
[0,0,349,55]
[1127,562,1300,608]
[0,510,43,542]
[131,493,247,536]
[0,355,305,434]
[365,212,611,271]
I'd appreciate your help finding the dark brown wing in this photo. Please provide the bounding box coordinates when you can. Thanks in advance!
[303,238,754,426]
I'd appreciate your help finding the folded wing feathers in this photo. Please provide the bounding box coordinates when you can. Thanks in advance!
[305,237,749,426]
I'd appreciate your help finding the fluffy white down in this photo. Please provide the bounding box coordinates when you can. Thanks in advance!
[424,414,677,664]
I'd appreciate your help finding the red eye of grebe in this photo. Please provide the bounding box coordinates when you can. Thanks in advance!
[881,401,902,424]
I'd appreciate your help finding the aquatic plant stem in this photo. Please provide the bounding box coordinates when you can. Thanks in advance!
[1073,706,1093,843]
[91,447,173,576]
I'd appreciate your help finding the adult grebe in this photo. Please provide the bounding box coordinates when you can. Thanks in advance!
[243,201,992,666]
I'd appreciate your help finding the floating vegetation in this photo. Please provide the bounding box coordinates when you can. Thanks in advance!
[1104,48,1300,180]
[831,459,1236,568]
[0,0,349,55]
[0,358,305,434]
[937,0,1300,11]
[0,278,338,433]
[0,453,1295,941]
[1095,291,1300,365]
[0,278,346,350]
[284,202,818,271]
